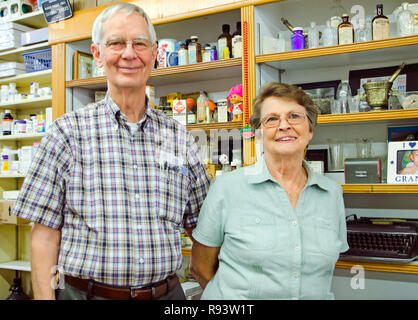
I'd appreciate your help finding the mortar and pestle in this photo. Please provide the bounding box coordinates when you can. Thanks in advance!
[362,62,406,111]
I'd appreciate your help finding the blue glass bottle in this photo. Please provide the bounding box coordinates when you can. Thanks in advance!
[291,27,305,50]
[210,46,218,61]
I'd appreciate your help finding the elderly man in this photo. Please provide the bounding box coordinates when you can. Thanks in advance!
[12,3,210,300]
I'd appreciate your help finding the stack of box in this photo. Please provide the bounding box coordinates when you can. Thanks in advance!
[0,22,34,51]
[0,61,26,78]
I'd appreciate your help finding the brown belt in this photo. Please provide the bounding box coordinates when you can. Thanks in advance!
[64,274,179,300]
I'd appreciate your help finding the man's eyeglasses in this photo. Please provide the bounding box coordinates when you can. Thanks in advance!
[261,112,309,128]
[101,38,153,53]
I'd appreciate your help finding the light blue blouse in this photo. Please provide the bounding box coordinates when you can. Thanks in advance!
[192,155,349,300]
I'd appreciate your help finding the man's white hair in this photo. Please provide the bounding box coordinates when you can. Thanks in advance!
[91,3,157,45]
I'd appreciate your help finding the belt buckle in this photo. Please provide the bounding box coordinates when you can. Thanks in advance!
[129,285,155,300]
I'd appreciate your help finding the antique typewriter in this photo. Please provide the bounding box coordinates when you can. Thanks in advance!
[340,216,418,263]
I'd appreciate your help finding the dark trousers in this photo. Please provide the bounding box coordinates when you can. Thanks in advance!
[55,280,186,300]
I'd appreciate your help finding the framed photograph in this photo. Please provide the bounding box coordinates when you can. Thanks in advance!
[387,141,418,183]
[387,125,418,142]
[305,148,328,172]
[73,51,93,80]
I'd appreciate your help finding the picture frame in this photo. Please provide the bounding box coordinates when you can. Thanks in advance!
[387,141,418,184]
[305,148,328,173]
[73,51,93,80]
[387,125,418,142]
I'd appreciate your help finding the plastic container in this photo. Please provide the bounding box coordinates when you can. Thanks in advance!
[22,48,52,73]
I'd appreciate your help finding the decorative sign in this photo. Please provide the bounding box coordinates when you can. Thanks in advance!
[240,125,255,139]
[41,0,73,24]
[387,141,418,183]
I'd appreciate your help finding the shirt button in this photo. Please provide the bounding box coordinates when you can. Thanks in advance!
[255,217,261,224]
[293,272,299,278]
[292,220,298,226]
[139,258,144,264]
[113,125,118,131]
[133,164,138,169]
[135,194,140,199]
[137,224,143,230]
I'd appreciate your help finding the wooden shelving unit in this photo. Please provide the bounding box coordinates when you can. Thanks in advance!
[187,120,243,131]
[318,109,418,124]
[342,184,418,194]
[336,259,418,275]
[0,133,45,142]
[66,57,242,89]
[0,96,52,111]
[256,35,418,70]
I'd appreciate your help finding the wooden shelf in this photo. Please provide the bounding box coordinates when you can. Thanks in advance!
[0,260,30,272]
[318,109,418,124]
[256,35,418,71]
[0,173,26,179]
[0,69,52,86]
[0,96,52,110]
[336,259,418,275]
[342,184,418,194]
[187,120,243,131]
[0,10,46,28]
[66,58,242,89]
[0,42,50,64]
[0,133,45,141]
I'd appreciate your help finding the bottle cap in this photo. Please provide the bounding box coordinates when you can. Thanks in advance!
[222,24,230,31]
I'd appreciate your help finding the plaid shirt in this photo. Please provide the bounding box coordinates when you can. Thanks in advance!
[12,93,210,287]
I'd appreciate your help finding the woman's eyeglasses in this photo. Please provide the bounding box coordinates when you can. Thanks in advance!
[261,112,309,128]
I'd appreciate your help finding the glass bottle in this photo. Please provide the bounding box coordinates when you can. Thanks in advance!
[2,109,13,135]
[232,21,241,38]
[355,21,368,42]
[323,20,337,46]
[308,21,319,48]
[397,2,414,37]
[218,24,232,60]
[178,42,188,66]
[232,21,242,57]
[338,14,354,45]
[372,4,390,40]
[291,27,305,50]
[188,36,202,64]
[336,80,352,114]
[187,105,196,124]
[197,90,209,123]
[232,35,242,58]
[202,44,211,62]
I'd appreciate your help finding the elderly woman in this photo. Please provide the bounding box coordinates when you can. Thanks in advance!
[190,82,349,300]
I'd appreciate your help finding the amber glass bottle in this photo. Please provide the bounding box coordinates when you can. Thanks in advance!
[372,4,390,40]
[338,14,354,45]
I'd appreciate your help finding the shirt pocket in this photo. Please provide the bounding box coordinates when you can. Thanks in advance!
[239,214,278,250]
[315,217,342,257]
[157,167,189,227]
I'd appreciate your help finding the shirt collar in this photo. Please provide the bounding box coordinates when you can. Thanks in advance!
[246,154,330,191]
[104,92,151,128]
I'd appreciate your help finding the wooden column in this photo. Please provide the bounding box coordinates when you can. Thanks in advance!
[242,5,257,166]
[51,43,66,120]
